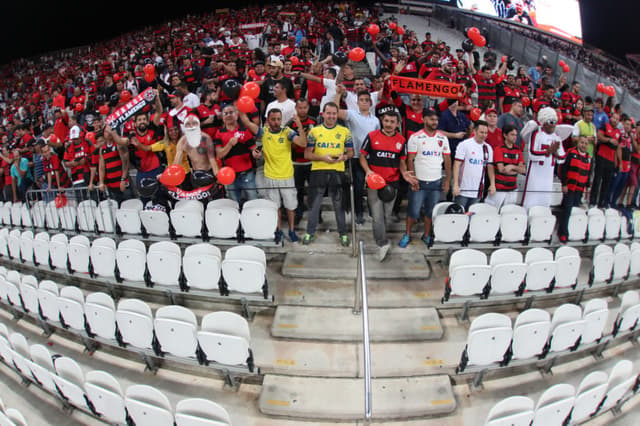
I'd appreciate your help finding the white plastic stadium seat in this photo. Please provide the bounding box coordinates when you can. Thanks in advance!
[183,243,222,290]
[7,229,21,260]
[612,291,640,336]
[175,398,232,426]
[590,244,614,285]
[499,205,527,243]
[68,235,91,273]
[19,275,39,314]
[84,370,127,425]
[90,237,117,278]
[116,199,143,235]
[37,280,60,321]
[84,292,117,340]
[630,242,640,276]
[44,200,60,229]
[240,199,278,240]
[554,246,581,289]
[20,203,32,228]
[531,383,575,426]
[0,228,9,257]
[511,309,551,361]
[484,396,534,426]
[1,202,12,225]
[197,311,252,368]
[154,305,199,358]
[10,202,22,226]
[139,209,170,237]
[432,202,469,243]
[4,408,27,426]
[9,332,32,376]
[125,384,174,426]
[221,245,267,295]
[604,208,621,240]
[581,298,608,345]
[587,208,606,241]
[524,248,556,292]
[96,199,118,233]
[489,248,527,295]
[170,200,204,237]
[548,304,585,353]
[567,207,587,241]
[612,243,630,281]
[571,371,609,423]
[446,249,491,298]
[52,356,91,411]
[32,232,51,266]
[206,199,240,239]
[58,204,77,231]
[4,271,22,307]
[28,343,58,393]
[115,299,155,350]
[19,231,34,264]
[49,233,69,270]
[601,359,636,412]
[77,200,97,232]
[147,241,182,287]
[57,286,86,331]
[468,203,500,243]
[463,313,512,369]
[527,206,556,243]
[116,239,147,282]
[31,200,47,228]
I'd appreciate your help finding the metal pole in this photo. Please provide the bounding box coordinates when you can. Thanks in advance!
[353,244,362,315]
[359,240,372,425]
[349,161,357,258]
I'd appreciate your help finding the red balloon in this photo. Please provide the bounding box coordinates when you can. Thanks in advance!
[366,173,386,190]
[388,22,397,30]
[501,55,508,63]
[120,90,132,103]
[596,83,605,93]
[558,60,566,68]
[159,165,186,187]
[470,107,482,121]
[348,47,366,62]
[396,26,405,36]
[473,35,486,47]
[99,105,110,115]
[143,64,155,74]
[217,166,236,185]
[236,96,255,114]
[521,96,531,107]
[50,134,59,144]
[85,132,96,144]
[607,86,616,97]
[368,24,380,36]
[55,194,67,209]
[562,65,570,73]
[144,72,155,83]
[467,27,481,39]
[240,82,260,99]
[289,56,300,66]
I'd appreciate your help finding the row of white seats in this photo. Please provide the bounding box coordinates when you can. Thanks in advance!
[485,359,639,426]
[0,230,268,297]
[0,198,279,241]
[0,397,26,426]
[457,292,640,374]
[444,243,640,301]
[0,323,232,425]
[0,269,254,372]
[432,203,633,245]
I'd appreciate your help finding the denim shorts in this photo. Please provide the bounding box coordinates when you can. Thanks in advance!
[407,178,442,219]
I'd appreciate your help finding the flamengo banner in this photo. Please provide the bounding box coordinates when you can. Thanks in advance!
[240,22,267,30]
[165,183,219,201]
[106,88,156,130]
[389,76,463,99]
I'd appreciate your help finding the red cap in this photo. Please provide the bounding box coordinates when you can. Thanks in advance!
[485,108,498,115]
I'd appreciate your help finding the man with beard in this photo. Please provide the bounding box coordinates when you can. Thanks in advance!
[259,59,295,115]
[425,57,454,82]
[174,114,220,188]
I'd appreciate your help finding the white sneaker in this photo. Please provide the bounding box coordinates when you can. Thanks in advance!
[377,242,390,262]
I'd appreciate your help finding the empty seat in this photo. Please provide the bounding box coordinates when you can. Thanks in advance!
[37,280,60,321]
[90,237,117,278]
[197,311,252,368]
[612,243,630,281]
[468,203,500,243]
[175,398,232,426]
[0,228,9,257]
[7,229,21,260]
[139,209,170,237]
[171,200,204,237]
[571,371,609,423]
[489,248,527,295]
[511,309,551,361]
[590,244,614,285]
[44,200,60,229]
[76,200,97,232]
[154,305,199,358]
[30,200,46,228]
[10,202,22,226]
[19,275,39,314]
[1,202,12,225]
[630,242,640,276]
[460,313,512,370]
[446,249,491,298]
[49,233,69,270]
[51,356,91,411]
[205,199,240,239]
[601,359,635,412]
[221,245,267,295]
[125,384,174,426]
[587,208,606,241]
[58,204,77,231]
[57,286,86,331]
[3,408,27,426]
[485,396,534,426]
[581,298,608,345]
[28,343,58,393]
[147,241,182,287]
[84,292,117,340]
[548,304,585,353]
[84,370,127,425]
[116,240,147,282]
[240,199,278,240]
[554,246,581,289]
[19,231,34,264]
[612,291,640,336]
[4,271,22,307]
[32,232,50,266]
[183,244,222,290]
[19,203,32,228]
[96,200,118,233]
[68,235,91,273]
[604,208,622,240]
[115,299,155,350]
[116,199,143,235]
[567,207,588,241]
[432,202,469,243]
[531,383,575,426]
[527,206,556,243]
[524,248,556,292]
[9,332,32,376]
[499,205,528,243]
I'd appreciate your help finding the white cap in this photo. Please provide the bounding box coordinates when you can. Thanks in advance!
[69,126,81,139]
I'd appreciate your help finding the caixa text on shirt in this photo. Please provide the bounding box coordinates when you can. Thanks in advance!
[468,158,488,165]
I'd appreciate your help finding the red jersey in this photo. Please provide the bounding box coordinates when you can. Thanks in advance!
[43,155,71,188]
[63,141,92,184]
[597,123,621,163]
[133,129,161,172]
[213,125,256,173]
[360,130,407,183]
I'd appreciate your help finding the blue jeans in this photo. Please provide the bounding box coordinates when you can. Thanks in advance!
[350,158,366,218]
[559,190,584,238]
[454,195,478,212]
[609,171,629,206]
[226,169,258,203]
[407,179,442,219]
[137,166,165,203]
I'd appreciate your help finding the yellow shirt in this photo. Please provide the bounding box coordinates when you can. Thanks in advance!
[151,139,191,174]
[307,124,353,172]
[262,126,298,180]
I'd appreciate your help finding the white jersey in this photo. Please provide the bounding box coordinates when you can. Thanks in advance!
[407,129,451,182]
[522,129,566,209]
[265,98,296,125]
[455,137,493,198]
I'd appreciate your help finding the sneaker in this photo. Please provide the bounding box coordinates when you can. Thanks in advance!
[356,214,364,225]
[340,234,350,247]
[302,233,315,245]
[398,234,411,248]
[288,230,299,242]
[421,235,433,247]
[377,242,391,262]
[275,229,284,244]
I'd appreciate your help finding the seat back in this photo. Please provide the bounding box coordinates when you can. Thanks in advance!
[154,305,198,358]
[604,208,622,240]
[592,244,614,284]
[581,298,608,345]
[587,208,606,240]
[512,309,551,360]
[555,246,580,288]
[68,235,91,273]
[96,200,118,233]
[37,280,59,321]
[84,292,117,340]
[33,232,50,266]
[125,385,174,426]
[58,286,86,331]
[116,240,147,282]
[183,244,222,290]
[485,396,534,426]
[568,208,587,241]
[116,199,144,235]
[84,370,127,424]
[467,313,512,367]
[170,208,204,237]
[175,398,232,426]
[49,233,69,270]
[115,299,154,349]
[90,237,117,278]
[524,248,556,291]
[76,200,97,232]
[489,249,526,294]
[572,371,609,423]
[140,210,170,236]
[221,245,267,294]
[468,213,500,243]
[206,199,240,239]
[531,384,575,426]
[240,199,278,240]
[147,242,182,287]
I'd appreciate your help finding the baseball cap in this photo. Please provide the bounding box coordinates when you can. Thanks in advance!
[561,92,571,101]
[69,126,81,139]
[583,105,594,112]
[269,59,283,68]
[485,108,498,115]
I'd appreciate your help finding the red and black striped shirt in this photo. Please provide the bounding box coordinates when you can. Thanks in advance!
[288,116,317,164]
[100,144,125,188]
[494,144,523,191]
[63,141,91,184]
[43,155,71,188]
[562,147,591,192]
[619,132,632,173]
[597,123,620,163]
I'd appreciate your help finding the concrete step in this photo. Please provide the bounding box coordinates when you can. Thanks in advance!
[271,306,442,342]
[259,374,456,421]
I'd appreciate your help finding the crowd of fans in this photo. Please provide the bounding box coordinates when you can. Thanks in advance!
[0,1,638,259]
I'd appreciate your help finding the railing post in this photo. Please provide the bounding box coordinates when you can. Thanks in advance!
[358,240,373,425]
[349,161,358,258]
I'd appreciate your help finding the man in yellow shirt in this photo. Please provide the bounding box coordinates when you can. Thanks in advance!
[132,122,191,180]
[254,108,306,242]
[303,102,354,246]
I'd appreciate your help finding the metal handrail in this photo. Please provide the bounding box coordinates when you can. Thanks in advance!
[355,240,372,424]
[349,160,358,258]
